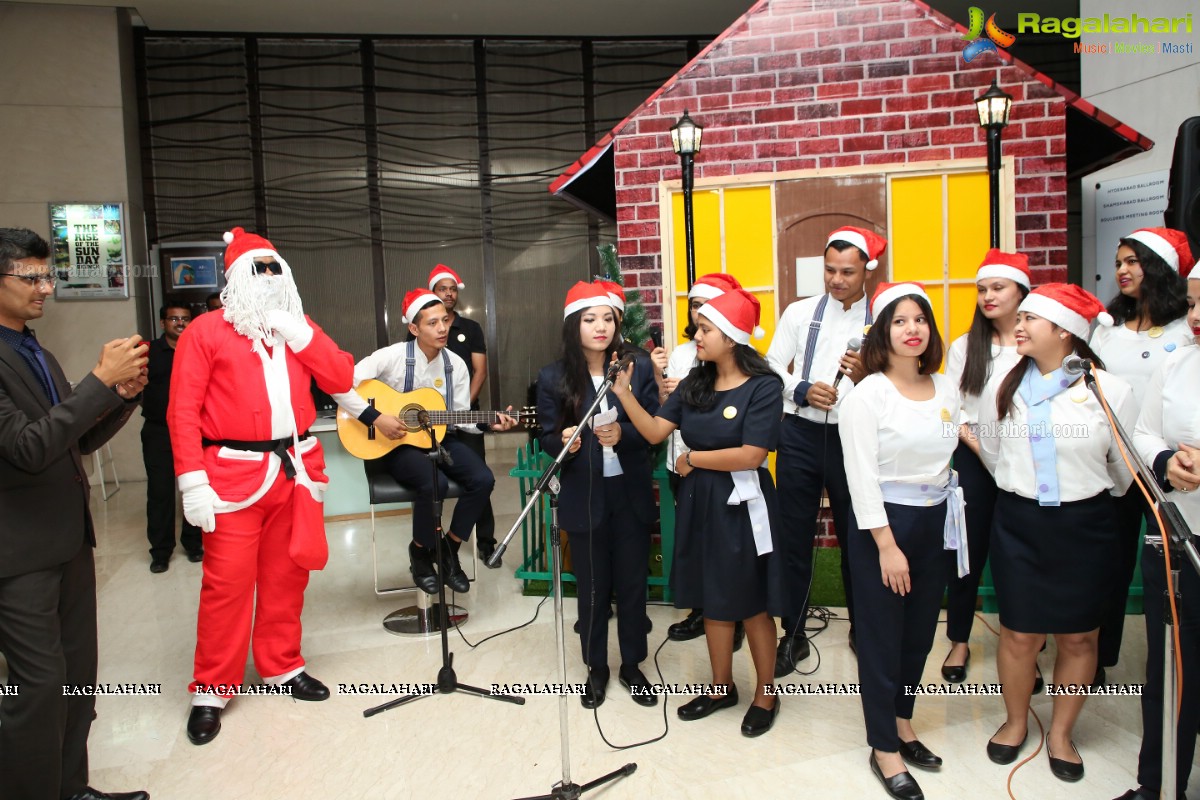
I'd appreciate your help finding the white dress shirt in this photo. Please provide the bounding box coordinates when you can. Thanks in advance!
[838,371,961,530]
[976,366,1137,500]
[767,292,871,424]
[1089,317,1192,409]
[332,342,474,431]
[665,340,698,474]
[1134,344,1200,534]
[944,334,1021,426]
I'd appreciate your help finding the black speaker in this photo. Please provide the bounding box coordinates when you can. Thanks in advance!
[1165,116,1200,261]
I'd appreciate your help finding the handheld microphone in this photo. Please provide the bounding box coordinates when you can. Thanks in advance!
[830,337,863,389]
[606,352,637,381]
[1062,355,1093,376]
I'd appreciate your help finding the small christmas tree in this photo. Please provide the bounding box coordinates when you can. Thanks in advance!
[596,243,652,348]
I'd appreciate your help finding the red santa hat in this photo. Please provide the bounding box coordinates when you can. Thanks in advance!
[871,281,931,320]
[427,264,465,290]
[975,248,1032,289]
[688,272,742,301]
[402,288,443,324]
[827,226,888,271]
[1124,227,1194,276]
[563,281,615,319]
[697,289,765,346]
[594,279,626,312]
[222,226,283,275]
[1018,283,1113,340]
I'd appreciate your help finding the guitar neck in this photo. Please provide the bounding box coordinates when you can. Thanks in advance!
[422,411,504,425]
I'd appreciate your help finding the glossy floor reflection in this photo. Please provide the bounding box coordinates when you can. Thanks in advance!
[6,439,1189,800]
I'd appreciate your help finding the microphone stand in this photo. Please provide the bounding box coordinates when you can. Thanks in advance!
[1078,365,1198,799]
[363,418,524,718]
[489,367,637,800]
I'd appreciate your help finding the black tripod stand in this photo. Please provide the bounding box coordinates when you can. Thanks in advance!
[364,421,523,717]
[490,356,637,800]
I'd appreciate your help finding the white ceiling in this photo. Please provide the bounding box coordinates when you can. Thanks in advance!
[14,0,755,36]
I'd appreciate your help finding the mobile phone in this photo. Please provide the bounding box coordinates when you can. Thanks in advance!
[649,326,663,349]
[138,341,151,350]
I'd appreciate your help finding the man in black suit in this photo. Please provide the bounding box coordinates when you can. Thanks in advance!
[0,228,150,800]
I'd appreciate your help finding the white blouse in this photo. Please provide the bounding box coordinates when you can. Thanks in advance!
[1089,317,1191,409]
[945,334,1021,425]
[976,366,1137,501]
[665,340,699,474]
[839,372,961,530]
[1134,345,1200,534]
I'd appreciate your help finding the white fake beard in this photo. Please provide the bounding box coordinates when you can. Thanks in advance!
[223,263,305,344]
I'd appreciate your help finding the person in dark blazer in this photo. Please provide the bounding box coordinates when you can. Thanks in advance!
[537,281,659,709]
[0,227,149,800]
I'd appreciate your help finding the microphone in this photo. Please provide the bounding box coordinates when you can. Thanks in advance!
[1062,355,1093,376]
[830,337,863,389]
[606,352,637,381]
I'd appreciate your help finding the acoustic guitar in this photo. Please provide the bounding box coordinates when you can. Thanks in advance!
[336,380,535,460]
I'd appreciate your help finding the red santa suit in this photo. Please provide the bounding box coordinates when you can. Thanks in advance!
[168,229,353,705]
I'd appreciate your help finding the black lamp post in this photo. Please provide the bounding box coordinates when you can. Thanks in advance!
[671,109,704,289]
[975,79,1013,248]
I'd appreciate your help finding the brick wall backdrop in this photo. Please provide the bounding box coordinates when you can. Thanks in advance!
[613,0,1070,321]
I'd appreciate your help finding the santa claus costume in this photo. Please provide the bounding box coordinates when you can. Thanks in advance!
[168,227,353,745]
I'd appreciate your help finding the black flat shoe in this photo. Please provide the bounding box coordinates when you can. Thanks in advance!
[150,558,168,574]
[677,685,738,720]
[439,536,470,593]
[1048,742,1084,782]
[740,697,779,737]
[186,549,204,563]
[869,751,924,800]
[409,541,439,595]
[1113,789,1158,800]
[66,788,150,800]
[773,634,810,678]
[581,668,609,709]
[618,665,658,707]
[477,539,501,568]
[668,609,705,641]
[986,723,1027,765]
[899,739,943,769]
[733,621,745,653]
[940,648,969,683]
[281,671,330,701]
[186,705,221,745]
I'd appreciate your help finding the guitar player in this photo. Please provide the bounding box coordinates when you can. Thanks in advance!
[331,288,517,594]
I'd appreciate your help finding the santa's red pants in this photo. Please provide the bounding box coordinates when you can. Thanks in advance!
[189,470,310,698]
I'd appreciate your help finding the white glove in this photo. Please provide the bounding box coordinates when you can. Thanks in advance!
[182,483,221,533]
[265,309,313,352]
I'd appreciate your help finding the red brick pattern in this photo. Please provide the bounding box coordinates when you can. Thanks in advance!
[612,0,1069,296]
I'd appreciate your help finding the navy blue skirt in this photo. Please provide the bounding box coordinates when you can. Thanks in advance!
[990,490,1119,633]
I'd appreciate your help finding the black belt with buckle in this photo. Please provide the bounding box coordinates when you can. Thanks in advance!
[202,432,311,479]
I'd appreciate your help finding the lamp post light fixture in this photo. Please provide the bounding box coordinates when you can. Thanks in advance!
[671,108,704,289]
[975,79,1013,248]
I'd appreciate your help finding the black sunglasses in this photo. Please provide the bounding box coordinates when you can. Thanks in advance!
[254,260,283,275]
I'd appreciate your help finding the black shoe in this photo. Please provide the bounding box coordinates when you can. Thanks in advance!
[1033,662,1044,695]
[986,724,1027,765]
[940,647,969,683]
[677,685,739,720]
[619,664,658,707]
[773,634,810,678]
[281,671,330,701]
[186,705,221,745]
[66,789,150,800]
[478,539,501,569]
[1048,742,1084,782]
[668,609,705,641]
[187,549,204,563]
[1093,666,1107,688]
[581,667,609,709]
[899,739,943,769]
[733,621,745,653]
[740,697,779,737]
[409,542,439,595]
[439,536,470,593]
[869,751,924,800]
[1113,789,1158,800]
[150,558,168,574]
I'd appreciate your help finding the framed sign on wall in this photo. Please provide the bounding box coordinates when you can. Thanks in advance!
[48,202,129,300]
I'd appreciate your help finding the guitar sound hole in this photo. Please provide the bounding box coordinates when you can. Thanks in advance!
[400,406,424,430]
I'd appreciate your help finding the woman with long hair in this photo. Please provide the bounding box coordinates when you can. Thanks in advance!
[940,250,1028,683]
[535,282,660,709]
[839,283,961,800]
[1090,228,1193,682]
[612,288,787,737]
[977,284,1136,782]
